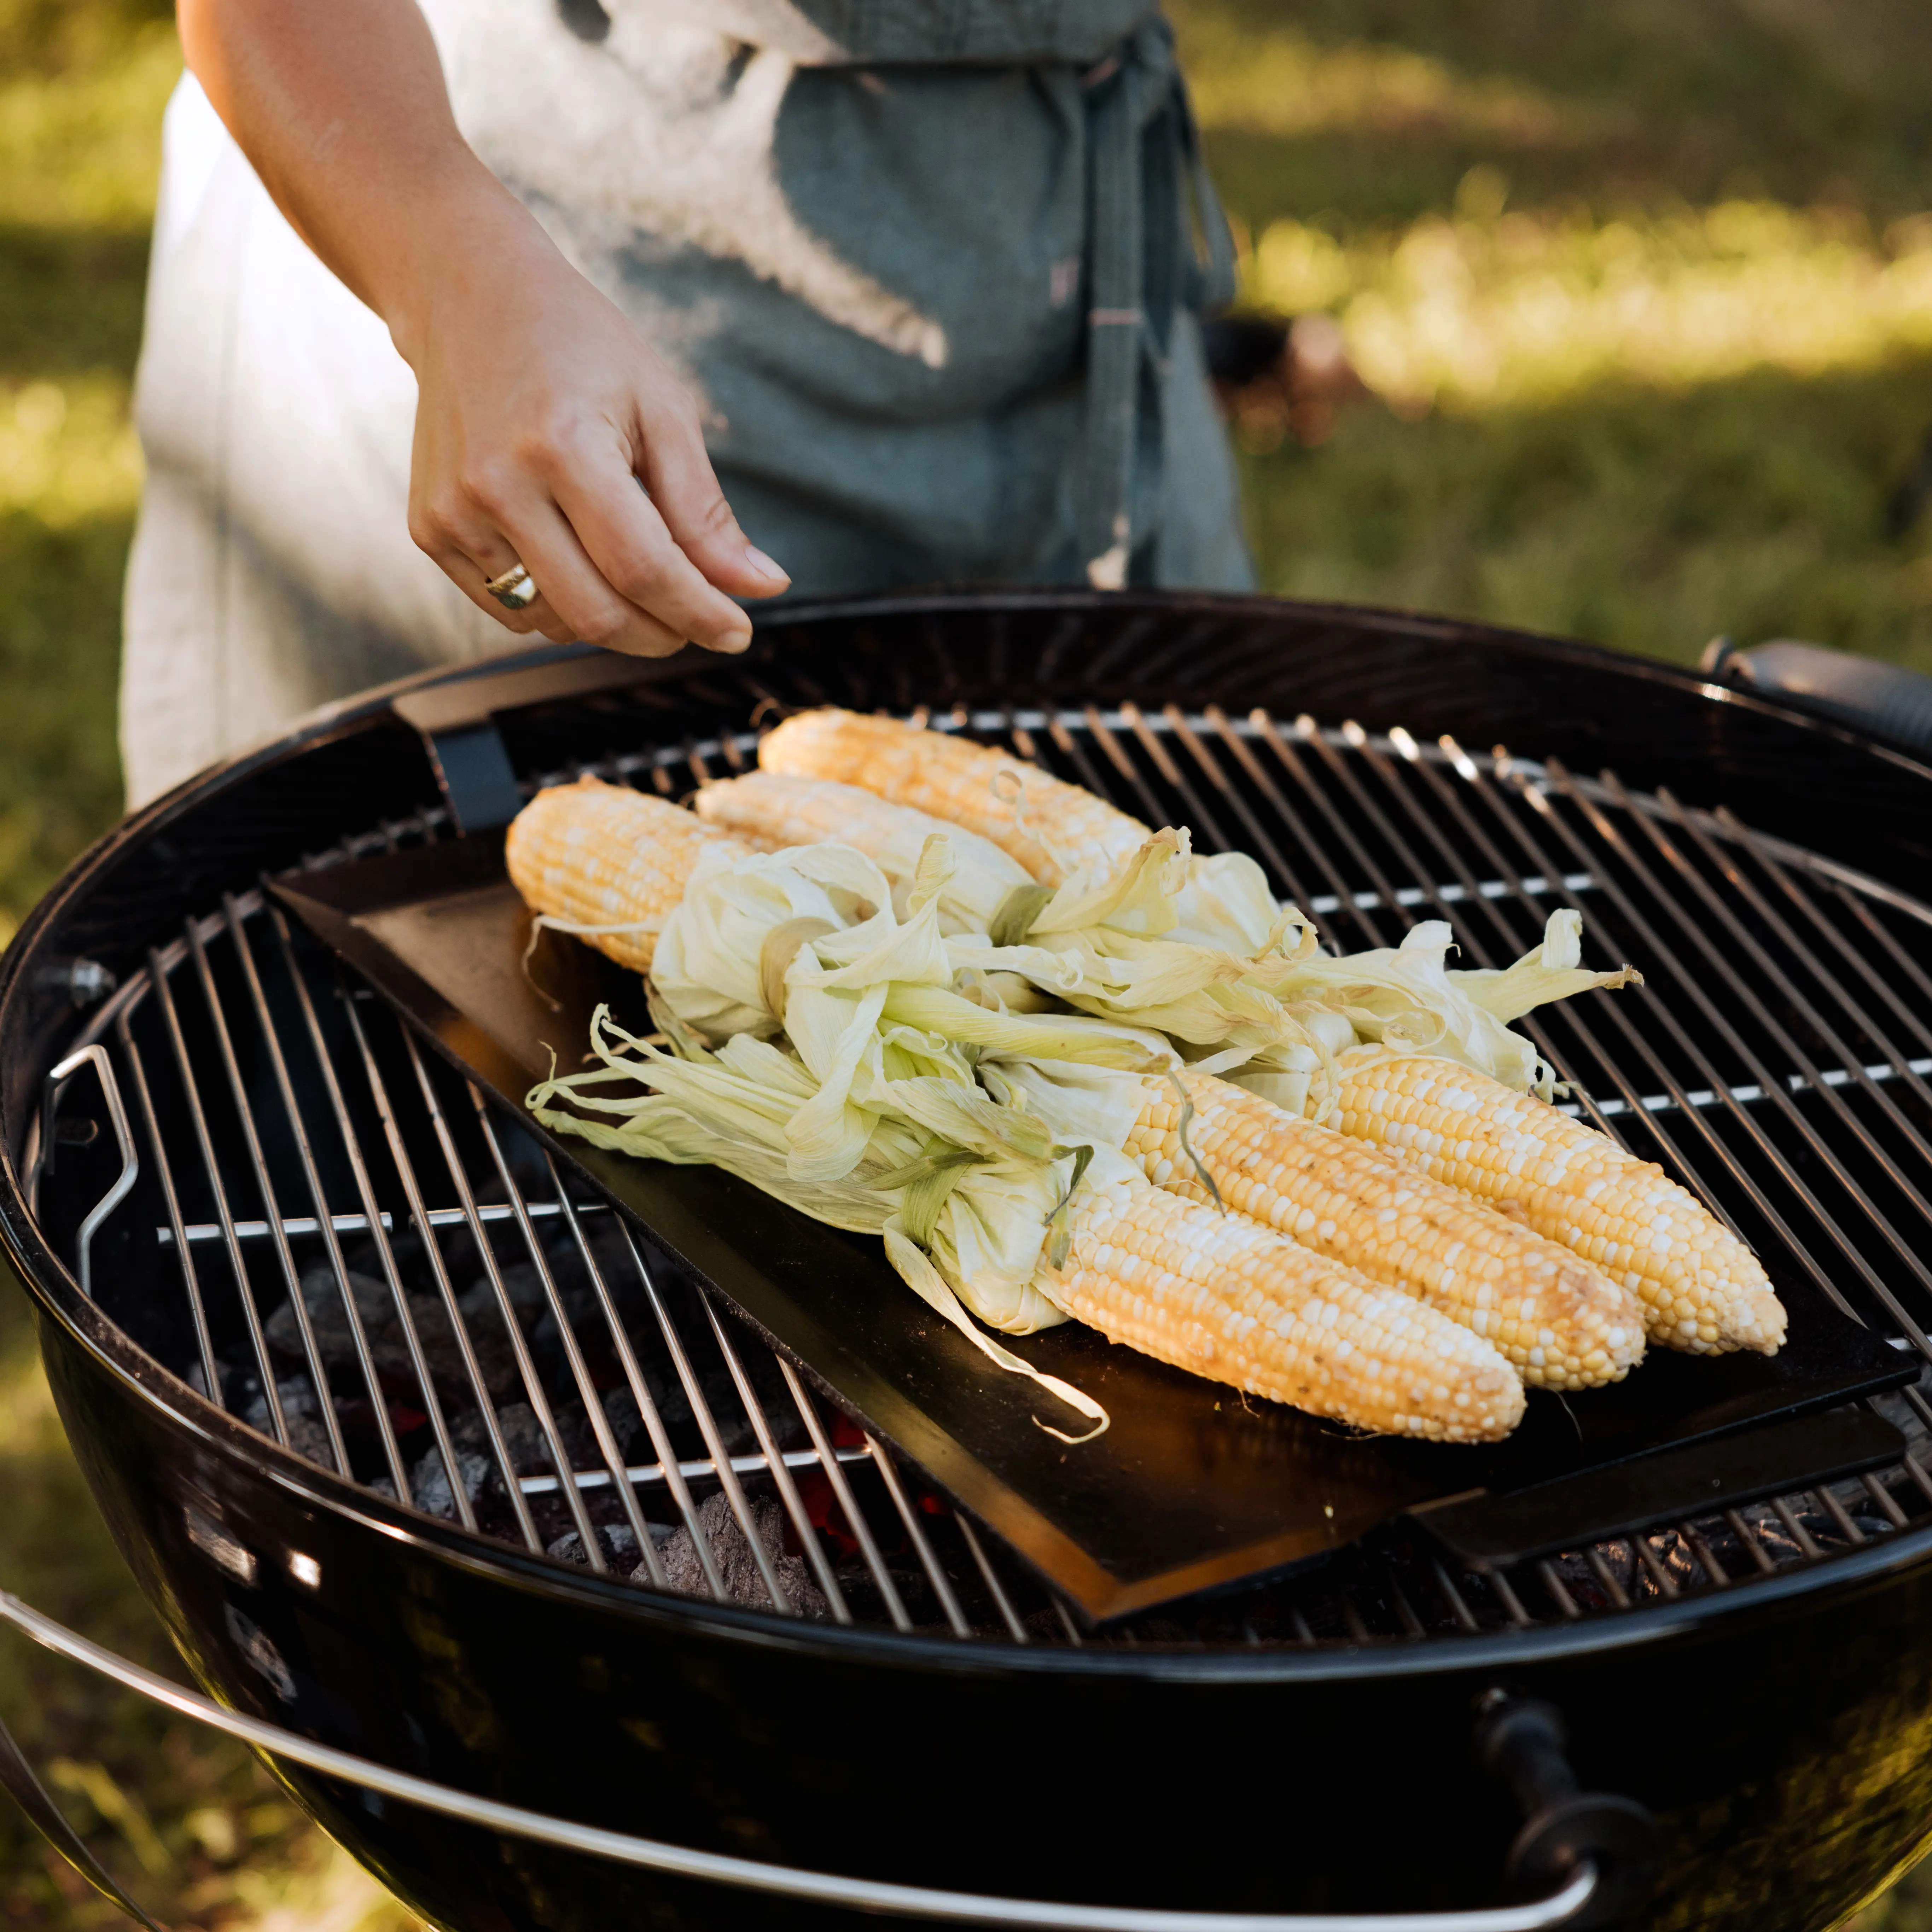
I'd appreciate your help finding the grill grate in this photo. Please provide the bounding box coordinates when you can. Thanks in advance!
[28,702,1932,1648]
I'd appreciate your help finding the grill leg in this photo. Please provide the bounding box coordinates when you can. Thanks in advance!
[0,1709,168,1932]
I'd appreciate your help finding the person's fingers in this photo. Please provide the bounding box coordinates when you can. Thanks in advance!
[408,489,571,642]
[632,383,790,602]
[489,484,690,658]
[425,431,689,655]
[548,438,752,653]
[407,334,779,654]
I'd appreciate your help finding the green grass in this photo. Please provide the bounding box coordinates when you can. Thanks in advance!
[0,494,137,942]
[1175,0,1932,233]
[1170,0,1932,677]
[3,0,1932,1924]
[1232,360,1932,670]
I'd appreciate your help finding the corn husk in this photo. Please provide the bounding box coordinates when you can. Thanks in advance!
[1451,907,1645,1023]
[658,832,1637,1138]
[954,832,1637,1109]
[526,1006,1105,1434]
[953,836,1322,1049]
[650,840,882,1040]
[1251,910,1642,1103]
[656,835,1174,1176]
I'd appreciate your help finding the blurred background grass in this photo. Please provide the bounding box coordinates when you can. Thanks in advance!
[2,0,1932,1924]
[1188,0,1932,674]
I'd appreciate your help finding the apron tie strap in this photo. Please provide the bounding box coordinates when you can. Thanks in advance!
[1076,20,1237,591]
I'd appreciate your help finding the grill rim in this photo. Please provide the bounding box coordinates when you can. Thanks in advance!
[10,590,1932,1676]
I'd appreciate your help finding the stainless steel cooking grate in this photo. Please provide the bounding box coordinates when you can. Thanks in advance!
[27,700,1932,1650]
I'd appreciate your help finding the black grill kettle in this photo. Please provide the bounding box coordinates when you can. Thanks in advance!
[4,592,1932,1932]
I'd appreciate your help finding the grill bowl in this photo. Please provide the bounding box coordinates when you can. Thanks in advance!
[7,592,1932,1932]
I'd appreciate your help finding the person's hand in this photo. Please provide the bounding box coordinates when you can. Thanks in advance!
[178,0,782,654]
[399,206,787,656]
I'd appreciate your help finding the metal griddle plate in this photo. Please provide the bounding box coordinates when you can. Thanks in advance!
[275,835,1913,1621]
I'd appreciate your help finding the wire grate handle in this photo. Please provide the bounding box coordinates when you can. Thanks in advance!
[37,1046,139,1301]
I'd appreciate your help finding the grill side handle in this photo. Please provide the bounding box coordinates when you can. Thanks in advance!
[1700,637,1932,761]
[1474,1694,1660,1926]
[0,1586,1649,1932]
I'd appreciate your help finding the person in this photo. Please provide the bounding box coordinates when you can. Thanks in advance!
[123,0,1254,807]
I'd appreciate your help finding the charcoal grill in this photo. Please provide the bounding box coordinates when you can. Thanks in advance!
[7,591,1932,1932]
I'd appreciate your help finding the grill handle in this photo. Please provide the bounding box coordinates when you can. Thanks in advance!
[0,1588,1648,1932]
[0,1700,166,1932]
[1700,637,1932,761]
[1474,1695,1658,1924]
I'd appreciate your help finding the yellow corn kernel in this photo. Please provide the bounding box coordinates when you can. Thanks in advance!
[1336,1057,1787,1356]
[505,776,753,974]
[1129,1072,1645,1390]
[1041,1170,1525,1442]
[757,708,1148,883]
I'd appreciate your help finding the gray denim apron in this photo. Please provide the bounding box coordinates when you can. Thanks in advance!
[121,1,1251,805]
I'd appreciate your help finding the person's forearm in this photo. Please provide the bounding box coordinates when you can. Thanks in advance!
[176,0,787,656]
[177,0,550,365]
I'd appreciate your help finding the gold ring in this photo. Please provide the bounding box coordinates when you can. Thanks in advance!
[484,562,540,610]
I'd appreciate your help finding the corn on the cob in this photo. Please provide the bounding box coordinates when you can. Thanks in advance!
[1333,1056,1787,1355]
[1042,1168,1526,1441]
[694,771,1029,927]
[1127,1072,1644,1389]
[757,708,1149,884]
[505,776,755,974]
